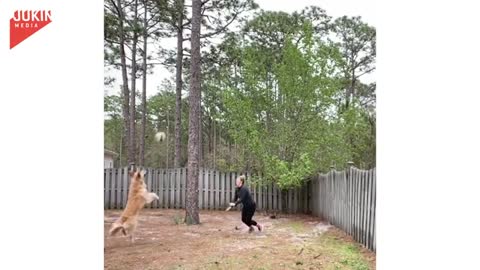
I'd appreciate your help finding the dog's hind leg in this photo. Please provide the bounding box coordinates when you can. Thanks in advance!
[122,223,136,244]
[108,223,124,236]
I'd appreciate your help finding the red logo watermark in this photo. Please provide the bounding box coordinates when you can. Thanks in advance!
[10,10,52,49]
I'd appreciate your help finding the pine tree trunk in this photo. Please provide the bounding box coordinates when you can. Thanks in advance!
[139,0,148,167]
[346,69,356,110]
[213,117,216,170]
[174,0,184,168]
[208,117,212,155]
[281,189,288,214]
[199,109,203,167]
[166,111,170,169]
[129,0,139,166]
[117,0,130,167]
[185,0,201,225]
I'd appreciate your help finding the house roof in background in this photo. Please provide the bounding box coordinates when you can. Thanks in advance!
[104,149,118,157]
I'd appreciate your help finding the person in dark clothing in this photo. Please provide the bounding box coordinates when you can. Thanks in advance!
[230,175,263,232]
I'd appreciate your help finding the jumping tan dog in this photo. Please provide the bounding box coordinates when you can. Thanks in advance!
[108,168,159,243]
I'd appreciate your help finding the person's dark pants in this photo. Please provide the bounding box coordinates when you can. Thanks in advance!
[241,203,257,227]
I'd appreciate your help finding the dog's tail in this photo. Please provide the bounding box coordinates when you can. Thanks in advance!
[109,223,127,236]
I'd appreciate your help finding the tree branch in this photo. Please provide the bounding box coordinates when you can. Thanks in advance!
[105,38,121,45]
[204,14,214,24]
[108,0,122,17]
[183,9,241,41]
[355,67,375,79]
[182,17,192,27]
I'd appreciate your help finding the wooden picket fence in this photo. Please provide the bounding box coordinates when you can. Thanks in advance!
[104,167,309,213]
[104,166,376,251]
[310,167,376,251]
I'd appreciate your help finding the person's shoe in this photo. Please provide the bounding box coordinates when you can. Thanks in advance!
[248,226,254,233]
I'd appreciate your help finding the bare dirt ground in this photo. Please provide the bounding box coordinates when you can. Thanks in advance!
[105,209,375,270]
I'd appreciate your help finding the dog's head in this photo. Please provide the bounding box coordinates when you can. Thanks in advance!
[129,169,147,184]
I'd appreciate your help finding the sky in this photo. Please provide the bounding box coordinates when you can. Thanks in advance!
[104,0,376,98]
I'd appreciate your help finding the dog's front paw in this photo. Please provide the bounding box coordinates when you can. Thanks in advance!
[153,193,159,200]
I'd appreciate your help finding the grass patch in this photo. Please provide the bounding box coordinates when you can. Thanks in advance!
[312,233,371,270]
[173,214,184,225]
[281,221,307,233]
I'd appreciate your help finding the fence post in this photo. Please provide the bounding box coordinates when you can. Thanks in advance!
[346,161,354,236]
